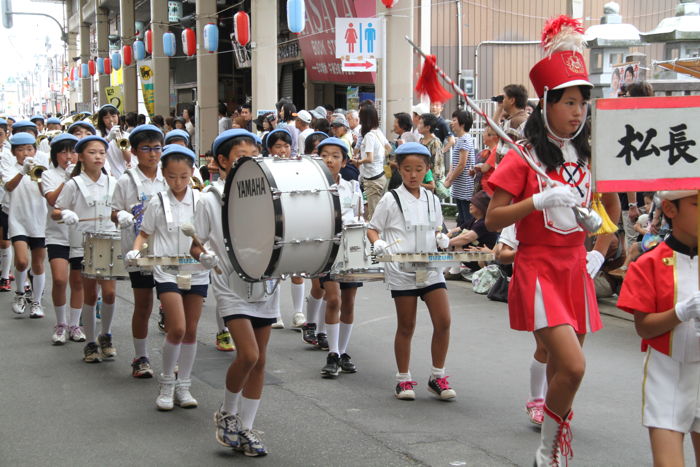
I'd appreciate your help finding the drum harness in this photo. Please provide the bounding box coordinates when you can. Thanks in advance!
[72,173,116,232]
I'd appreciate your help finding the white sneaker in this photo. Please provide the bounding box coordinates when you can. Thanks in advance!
[52,323,68,345]
[12,293,26,314]
[174,379,198,408]
[29,302,45,319]
[68,325,86,342]
[291,312,306,328]
[271,317,285,329]
[156,374,176,411]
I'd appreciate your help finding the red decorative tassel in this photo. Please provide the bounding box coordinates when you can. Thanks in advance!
[415,55,452,104]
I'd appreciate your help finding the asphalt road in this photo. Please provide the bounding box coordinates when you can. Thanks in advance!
[0,277,695,466]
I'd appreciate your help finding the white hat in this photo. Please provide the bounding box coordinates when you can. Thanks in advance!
[294,110,312,124]
[411,102,429,115]
[658,190,697,201]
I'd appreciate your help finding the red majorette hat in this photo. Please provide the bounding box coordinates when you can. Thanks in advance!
[529,16,592,98]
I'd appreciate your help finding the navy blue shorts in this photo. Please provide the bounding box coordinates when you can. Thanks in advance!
[155,281,208,298]
[319,274,362,290]
[0,210,8,240]
[391,282,447,300]
[47,244,70,261]
[69,257,83,271]
[11,236,45,250]
[223,314,276,329]
[129,271,155,289]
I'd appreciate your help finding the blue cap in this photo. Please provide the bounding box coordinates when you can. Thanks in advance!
[0,118,7,126]
[67,121,96,135]
[128,124,164,145]
[12,120,37,130]
[164,129,190,145]
[47,117,61,125]
[50,133,79,146]
[395,142,431,158]
[264,128,292,149]
[316,137,349,157]
[75,135,109,153]
[9,133,36,145]
[99,104,119,113]
[161,144,196,162]
[30,115,45,123]
[212,129,257,157]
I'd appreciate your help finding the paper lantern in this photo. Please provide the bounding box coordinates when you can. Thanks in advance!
[81,63,88,78]
[182,27,196,56]
[381,0,398,7]
[123,45,133,66]
[133,40,146,61]
[104,57,112,74]
[286,0,306,34]
[163,31,176,57]
[145,29,153,54]
[203,23,218,52]
[88,59,96,76]
[69,67,75,82]
[111,51,121,70]
[233,11,250,46]
[97,58,105,74]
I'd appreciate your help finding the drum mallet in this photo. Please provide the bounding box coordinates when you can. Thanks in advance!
[181,223,222,274]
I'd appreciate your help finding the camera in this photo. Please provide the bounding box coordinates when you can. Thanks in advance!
[491,95,504,103]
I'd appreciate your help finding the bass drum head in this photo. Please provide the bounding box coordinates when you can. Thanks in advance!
[223,157,279,282]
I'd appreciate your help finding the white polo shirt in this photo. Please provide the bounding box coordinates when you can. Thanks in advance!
[112,166,166,270]
[2,152,50,238]
[41,165,71,246]
[0,148,15,211]
[55,172,118,258]
[359,129,388,179]
[139,186,208,286]
[497,224,518,250]
[368,184,445,290]
[194,181,278,318]
[104,132,131,179]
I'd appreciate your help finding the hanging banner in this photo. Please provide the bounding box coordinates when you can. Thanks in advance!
[105,86,125,113]
[139,59,155,117]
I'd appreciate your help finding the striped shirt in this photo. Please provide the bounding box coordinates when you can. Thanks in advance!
[450,133,475,200]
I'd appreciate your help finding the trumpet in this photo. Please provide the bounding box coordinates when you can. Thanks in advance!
[191,176,205,191]
[36,134,49,146]
[29,164,47,184]
[117,136,131,151]
[37,130,63,146]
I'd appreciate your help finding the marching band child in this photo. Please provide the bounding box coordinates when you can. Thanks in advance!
[367,142,455,401]
[55,135,118,363]
[46,117,62,132]
[617,190,700,466]
[0,117,14,292]
[67,120,97,139]
[96,104,129,178]
[485,16,617,465]
[193,129,275,457]
[112,125,166,378]
[126,144,206,410]
[266,128,306,330]
[316,138,363,378]
[3,133,50,318]
[42,133,85,344]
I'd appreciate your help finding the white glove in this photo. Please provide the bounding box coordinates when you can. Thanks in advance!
[106,126,120,142]
[125,249,140,263]
[532,186,578,211]
[586,250,605,278]
[372,239,389,256]
[675,291,700,322]
[117,210,135,229]
[22,157,35,174]
[436,232,450,249]
[198,253,219,270]
[65,163,76,177]
[60,210,79,226]
[694,318,700,338]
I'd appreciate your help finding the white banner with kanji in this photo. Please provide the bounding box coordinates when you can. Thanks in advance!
[593,96,700,192]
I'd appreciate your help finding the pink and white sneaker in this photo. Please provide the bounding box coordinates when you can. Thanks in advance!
[526,398,545,425]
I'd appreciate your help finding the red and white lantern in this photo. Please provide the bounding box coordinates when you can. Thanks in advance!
[182,27,196,56]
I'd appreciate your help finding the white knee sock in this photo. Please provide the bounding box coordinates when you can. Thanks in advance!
[305,295,323,326]
[100,302,115,335]
[317,301,327,334]
[54,304,66,325]
[14,268,27,294]
[178,343,197,380]
[291,282,305,315]
[162,340,181,377]
[223,389,241,415]
[1,247,12,279]
[31,272,45,304]
[133,338,148,359]
[530,358,547,401]
[239,396,261,430]
[215,312,226,332]
[338,322,353,355]
[82,304,96,343]
[326,322,339,355]
[69,308,82,327]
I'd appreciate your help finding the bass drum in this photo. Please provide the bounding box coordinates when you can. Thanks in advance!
[223,156,342,282]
